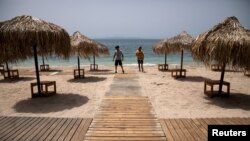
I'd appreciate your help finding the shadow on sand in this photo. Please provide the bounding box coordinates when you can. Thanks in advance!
[13,93,89,113]
[67,76,106,83]
[205,92,250,111]
[0,76,36,83]
[176,76,211,82]
[87,69,114,75]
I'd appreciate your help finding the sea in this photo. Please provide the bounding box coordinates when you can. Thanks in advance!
[16,39,199,68]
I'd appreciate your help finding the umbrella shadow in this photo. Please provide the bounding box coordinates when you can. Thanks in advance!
[68,76,107,83]
[0,76,35,83]
[13,93,89,113]
[87,69,113,75]
[176,76,211,82]
[205,92,250,111]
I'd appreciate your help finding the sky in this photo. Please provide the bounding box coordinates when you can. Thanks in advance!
[0,0,249,39]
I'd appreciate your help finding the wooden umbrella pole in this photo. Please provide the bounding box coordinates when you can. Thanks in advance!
[42,55,45,66]
[218,63,226,94]
[164,52,167,70]
[5,61,10,79]
[78,56,80,77]
[93,54,96,70]
[180,48,184,75]
[33,45,41,95]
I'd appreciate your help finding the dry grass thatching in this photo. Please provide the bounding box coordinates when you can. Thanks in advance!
[0,15,71,64]
[70,31,99,58]
[153,31,193,54]
[192,16,250,70]
[97,42,109,56]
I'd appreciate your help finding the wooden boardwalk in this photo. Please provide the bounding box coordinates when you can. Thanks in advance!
[160,118,250,141]
[84,96,167,141]
[0,116,249,141]
[0,116,92,141]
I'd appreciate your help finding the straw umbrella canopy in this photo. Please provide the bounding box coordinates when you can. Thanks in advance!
[0,15,71,95]
[192,16,250,94]
[92,42,109,70]
[153,31,193,70]
[70,31,99,76]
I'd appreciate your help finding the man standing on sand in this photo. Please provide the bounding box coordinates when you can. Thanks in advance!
[113,45,125,73]
[136,46,144,72]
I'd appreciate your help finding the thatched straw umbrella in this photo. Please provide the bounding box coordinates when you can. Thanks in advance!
[92,42,109,70]
[70,31,99,76]
[0,15,70,95]
[153,31,193,71]
[192,16,250,94]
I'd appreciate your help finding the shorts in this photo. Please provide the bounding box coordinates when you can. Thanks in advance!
[137,60,143,64]
[115,60,122,66]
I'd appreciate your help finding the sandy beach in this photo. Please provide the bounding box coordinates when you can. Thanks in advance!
[0,65,249,118]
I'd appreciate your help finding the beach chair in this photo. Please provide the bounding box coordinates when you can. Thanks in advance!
[158,64,168,71]
[0,65,4,75]
[40,64,50,71]
[170,69,186,79]
[211,64,221,71]
[244,68,250,76]
[204,80,230,98]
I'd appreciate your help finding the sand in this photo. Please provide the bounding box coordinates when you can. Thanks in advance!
[0,65,249,118]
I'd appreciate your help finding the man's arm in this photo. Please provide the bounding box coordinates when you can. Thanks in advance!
[113,52,116,61]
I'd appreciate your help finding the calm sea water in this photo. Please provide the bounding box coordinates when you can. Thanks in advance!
[16,39,196,67]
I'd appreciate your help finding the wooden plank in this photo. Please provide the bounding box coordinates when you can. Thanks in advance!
[164,119,181,141]
[0,116,25,136]
[188,118,207,141]
[50,118,73,141]
[159,119,174,141]
[3,117,38,141]
[88,127,163,131]
[39,118,65,140]
[169,119,188,141]
[57,118,78,141]
[32,118,58,141]
[64,118,83,141]
[192,118,207,136]
[11,117,44,141]
[83,136,167,141]
[19,117,49,141]
[175,119,195,141]
[78,118,92,140]
[179,118,202,141]
[41,118,67,141]
[71,119,87,141]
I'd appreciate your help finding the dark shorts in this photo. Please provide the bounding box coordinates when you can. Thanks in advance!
[115,60,122,66]
[137,60,143,64]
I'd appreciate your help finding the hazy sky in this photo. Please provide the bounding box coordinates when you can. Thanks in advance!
[0,0,249,39]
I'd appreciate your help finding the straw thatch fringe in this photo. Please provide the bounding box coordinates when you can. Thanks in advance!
[153,31,193,54]
[192,16,250,70]
[71,31,99,58]
[0,15,71,63]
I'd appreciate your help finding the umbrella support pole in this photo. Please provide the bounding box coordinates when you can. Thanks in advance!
[218,64,226,95]
[78,56,80,77]
[33,45,41,96]
[42,55,45,66]
[5,62,10,79]
[164,52,168,70]
[180,49,184,76]
[93,55,96,70]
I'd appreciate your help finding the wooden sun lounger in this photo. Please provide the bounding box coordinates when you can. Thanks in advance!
[40,64,50,71]
[211,64,221,71]
[31,81,56,98]
[0,65,4,75]
[74,69,85,79]
[204,80,230,98]
[90,64,98,71]
[170,69,186,79]
[158,64,168,71]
